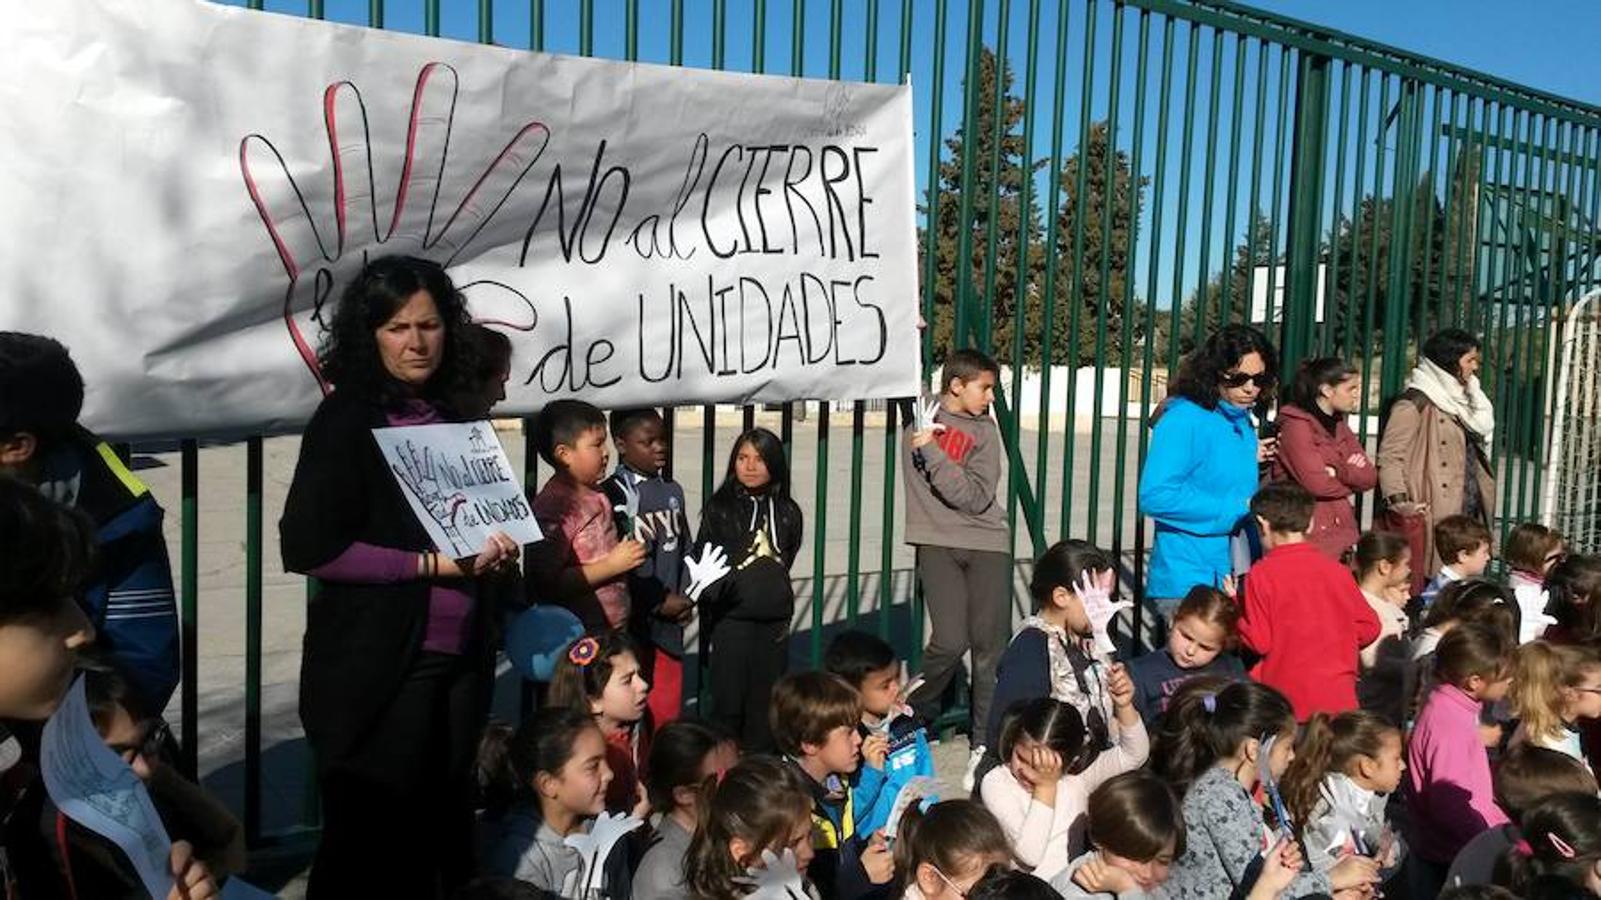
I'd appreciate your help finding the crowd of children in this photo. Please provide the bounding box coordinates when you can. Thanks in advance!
[7,313,1601,900]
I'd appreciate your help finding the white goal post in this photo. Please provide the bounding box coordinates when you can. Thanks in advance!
[1544,288,1601,553]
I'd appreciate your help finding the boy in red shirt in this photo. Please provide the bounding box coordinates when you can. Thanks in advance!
[1239,481,1381,720]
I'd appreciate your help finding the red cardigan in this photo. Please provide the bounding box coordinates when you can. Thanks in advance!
[1240,542,1382,721]
[1270,404,1378,561]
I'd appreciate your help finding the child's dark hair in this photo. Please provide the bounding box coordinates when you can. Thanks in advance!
[1286,356,1358,412]
[1251,481,1316,534]
[824,630,898,689]
[547,631,639,714]
[1281,711,1400,841]
[475,708,600,819]
[1150,675,1238,794]
[712,427,791,501]
[0,475,97,623]
[1425,578,1521,647]
[81,658,150,732]
[683,756,813,900]
[608,407,663,438]
[533,399,607,467]
[940,348,1001,394]
[1354,530,1411,578]
[996,698,1086,767]
[1494,746,1600,824]
[1497,793,1601,895]
[1157,680,1295,793]
[894,800,1011,896]
[1170,324,1279,410]
[0,332,85,448]
[1546,554,1601,639]
[1435,622,1511,689]
[646,719,730,815]
[1172,585,1240,646]
[1029,539,1115,612]
[1505,523,1565,577]
[966,867,1060,900]
[1086,770,1187,861]
[769,671,861,757]
[462,323,513,384]
[1436,514,1493,567]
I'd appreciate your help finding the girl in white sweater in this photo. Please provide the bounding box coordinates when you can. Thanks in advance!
[979,665,1148,883]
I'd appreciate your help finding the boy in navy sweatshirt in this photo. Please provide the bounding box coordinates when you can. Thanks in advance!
[603,408,693,725]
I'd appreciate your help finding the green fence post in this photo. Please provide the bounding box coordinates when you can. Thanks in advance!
[244,437,263,846]
[1282,50,1331,371]
[179,440,199,781]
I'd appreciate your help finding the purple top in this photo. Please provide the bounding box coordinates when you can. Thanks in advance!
[306,399,476,655]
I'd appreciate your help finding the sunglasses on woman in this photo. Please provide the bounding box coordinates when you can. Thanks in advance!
[1220,370,1274,389]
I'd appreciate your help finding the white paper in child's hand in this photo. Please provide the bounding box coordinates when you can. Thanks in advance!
[878,674,925,732]
[1076,569,1130,658]
[734,848,808,898]
[883,776,938,840]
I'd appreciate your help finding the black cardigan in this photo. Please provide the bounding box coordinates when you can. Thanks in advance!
[281,390,447,769]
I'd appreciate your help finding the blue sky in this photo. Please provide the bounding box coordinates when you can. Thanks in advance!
[228,0,1600,310]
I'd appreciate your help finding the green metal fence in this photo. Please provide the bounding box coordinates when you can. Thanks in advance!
[175,0,1601,847]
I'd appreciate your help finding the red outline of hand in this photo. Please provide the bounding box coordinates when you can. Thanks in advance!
[239,62,551,392]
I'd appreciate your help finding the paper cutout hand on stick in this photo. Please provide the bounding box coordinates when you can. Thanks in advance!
[1076,569,1130,659]
[240,62,551,391]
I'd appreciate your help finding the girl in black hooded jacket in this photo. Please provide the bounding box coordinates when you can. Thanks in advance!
[694,427,804,752]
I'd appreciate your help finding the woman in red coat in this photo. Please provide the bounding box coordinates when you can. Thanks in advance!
[1271,357,1377,561]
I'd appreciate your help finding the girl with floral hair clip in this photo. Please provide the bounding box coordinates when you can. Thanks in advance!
[551,631,653,817]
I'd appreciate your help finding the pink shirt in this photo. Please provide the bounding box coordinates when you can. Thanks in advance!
[532,476,629,628]
[1407,684,1509,863]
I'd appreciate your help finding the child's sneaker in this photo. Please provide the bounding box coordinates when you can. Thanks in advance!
[961,745,986,792]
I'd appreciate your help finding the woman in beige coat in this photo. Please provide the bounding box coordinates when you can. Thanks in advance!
[1376,328,1497,590]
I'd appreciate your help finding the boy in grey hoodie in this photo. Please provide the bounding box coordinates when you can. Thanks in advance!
[902,348,1011,788]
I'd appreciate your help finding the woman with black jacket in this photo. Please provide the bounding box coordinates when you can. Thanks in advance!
[693,427,804,752]
[279,256,520,898]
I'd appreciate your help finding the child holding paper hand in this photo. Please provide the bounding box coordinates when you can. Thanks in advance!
[988,540,1123,767]
[603,408,730,725]
[824,630,939,837]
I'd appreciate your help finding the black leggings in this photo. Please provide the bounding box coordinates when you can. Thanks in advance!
[307,651,483,899]
[707,618,790,753]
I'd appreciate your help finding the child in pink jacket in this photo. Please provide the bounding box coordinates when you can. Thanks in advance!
[1407,623,1514,893]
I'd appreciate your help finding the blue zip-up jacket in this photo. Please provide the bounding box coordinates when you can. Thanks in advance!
[39,431,180,711]
[850,718,936,836]
[1137,398,1259,601]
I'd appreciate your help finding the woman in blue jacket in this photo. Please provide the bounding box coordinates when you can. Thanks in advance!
[1138,326,1278,632]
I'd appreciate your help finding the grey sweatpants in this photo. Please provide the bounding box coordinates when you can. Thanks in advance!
[907,545,1011,747]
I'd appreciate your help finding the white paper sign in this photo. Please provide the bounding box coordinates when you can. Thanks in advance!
[0,0,921,441]
[373,422,543,558]
[41,676,174,900]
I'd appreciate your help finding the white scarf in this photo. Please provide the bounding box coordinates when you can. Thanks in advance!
[1406,357,1495,444]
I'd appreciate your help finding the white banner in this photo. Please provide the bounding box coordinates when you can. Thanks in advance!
[373,422,543,558]
[0,1,921,440]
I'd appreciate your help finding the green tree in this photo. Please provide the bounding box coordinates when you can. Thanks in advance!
[1051,121,1150,366]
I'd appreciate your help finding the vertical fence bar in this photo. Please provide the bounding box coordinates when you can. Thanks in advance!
[1378,78,1418,408]
[978,0,1010,357]
[1088,2,1124,544]
[1343,68,1371,361]
[1034,0,1071,545]
[1133,13,1176,637]
[1220,33,1247,324]
[1282,49,1330,372]
[1112,7,1150,597]
[811,400,830,664]
[952,0,986,349]
[1195,28,1222,337]
[1265,48,1292,324]
[1008,0,1041,565]
[1243,38,1268,321]
[920,0,948,370]
[1170,22,1199,367]
[1062,0,1099,537]
[1356,75,1390,451]
[1419,86,1444,337]
[179,440,199,780]
[1325,62,1351,356]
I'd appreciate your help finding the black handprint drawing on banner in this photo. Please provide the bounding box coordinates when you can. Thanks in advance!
[239,63,552,392]
[390,439,471,557]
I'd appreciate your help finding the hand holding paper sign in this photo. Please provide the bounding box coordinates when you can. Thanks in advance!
[1076,569,1129,658]
[684,545,731,603]
[239,62,551,392]
[909,396,946,448]
[612,478,640,538]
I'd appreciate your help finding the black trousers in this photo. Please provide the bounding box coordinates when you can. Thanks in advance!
[307,651,482,900]
[707,618,789,753]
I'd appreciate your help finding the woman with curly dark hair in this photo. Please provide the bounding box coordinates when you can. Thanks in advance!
[280,256,520,898]
[1138,325,1278,628]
